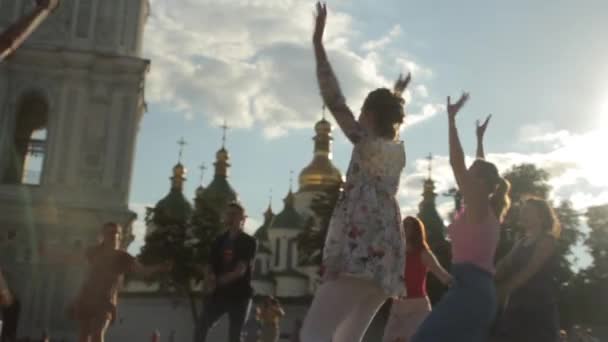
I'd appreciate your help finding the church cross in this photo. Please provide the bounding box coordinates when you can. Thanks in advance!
[177,137,187,163]
[198,163,206,184]
[220,120,230,148]
[426,153,433,180]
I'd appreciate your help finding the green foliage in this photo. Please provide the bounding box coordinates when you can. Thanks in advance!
[564,205,608,326]
[503,163,551,202]
[136,197,223,323]
[297,185,341,266]
[586,205,608,281]
[418,182,451,305]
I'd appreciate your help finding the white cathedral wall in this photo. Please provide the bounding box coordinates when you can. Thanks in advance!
[251,279,274,296]
[274,276,309,298]
[0,0,148,57]
[0,1,149,337]
[268,228,301,272]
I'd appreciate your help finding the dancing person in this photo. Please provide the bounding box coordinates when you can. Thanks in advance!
[382,217,452,342]
[490,197,561,341]
[300,3,411,342]
[41,222,172,342]
[0,272,18,342]
[411,99,511,342]
[259,296,285,342]
[0,267,12,307]
[196,202,257,342]
[243,305,261,342]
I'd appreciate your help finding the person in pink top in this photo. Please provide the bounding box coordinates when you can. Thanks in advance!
[383,216,452,342]
[412,97,511,342]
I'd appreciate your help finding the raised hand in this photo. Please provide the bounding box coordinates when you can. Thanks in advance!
[393,72,412,98]
[476,114,492,138]
[447,92,470,119]
[313,2,327,44]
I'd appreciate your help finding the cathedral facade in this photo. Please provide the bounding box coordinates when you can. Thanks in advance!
[0,0,149,337]
[252,117,343,298]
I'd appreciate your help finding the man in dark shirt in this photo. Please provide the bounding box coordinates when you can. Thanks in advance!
[197,202,257,342]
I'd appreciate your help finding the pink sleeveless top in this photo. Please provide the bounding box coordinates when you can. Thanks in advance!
[448,208,500,274]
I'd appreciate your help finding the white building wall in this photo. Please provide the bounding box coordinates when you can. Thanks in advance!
[0,1,149,338]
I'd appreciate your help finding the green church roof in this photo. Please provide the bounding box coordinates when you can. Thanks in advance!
[154,188,193,225]
[270,190,304,230]
[200,175,237,212]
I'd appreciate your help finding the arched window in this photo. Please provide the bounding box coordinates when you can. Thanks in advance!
[2,93,48,185]
[274,239,281,267]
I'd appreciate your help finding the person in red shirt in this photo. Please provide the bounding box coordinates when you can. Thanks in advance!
[383,217,452,342]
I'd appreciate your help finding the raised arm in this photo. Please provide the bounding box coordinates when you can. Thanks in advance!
[476,115,491,160]
[131,259,172,278]
[447,93,471,193]
[421,249,452,286]
[495,237,522,281]
[313,2,363,143]
[0,0,60,61]
[501,235,556,293]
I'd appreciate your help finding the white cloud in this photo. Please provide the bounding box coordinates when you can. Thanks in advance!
[414,85,429,99]
[399,124,608,223]
[144,1,439,137]
[244,217,262,236]
[405,103,444,127]
[127,202,153,255]
[362,24,402,51]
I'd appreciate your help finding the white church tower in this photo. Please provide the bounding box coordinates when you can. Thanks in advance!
[0,0,149,338]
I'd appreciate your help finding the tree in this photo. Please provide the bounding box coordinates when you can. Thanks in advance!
[297,185,341,267]
[503,163,551,202]
[137,197,222,324]
[586,204,608,281]
[418,179,450,305]
[570,204,608,326]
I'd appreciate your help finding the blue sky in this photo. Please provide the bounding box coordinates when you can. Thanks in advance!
[127,0,608,263]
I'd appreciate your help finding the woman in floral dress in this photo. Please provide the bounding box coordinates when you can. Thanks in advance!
[300,3,410,342]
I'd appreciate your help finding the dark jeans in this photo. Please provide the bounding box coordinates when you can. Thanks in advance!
[412,263,497,342]
[196,294,252,342]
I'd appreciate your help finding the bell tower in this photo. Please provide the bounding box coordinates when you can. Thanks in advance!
[0,0,149,337]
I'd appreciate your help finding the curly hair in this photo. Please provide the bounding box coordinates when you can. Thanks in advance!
[361,88,405,140]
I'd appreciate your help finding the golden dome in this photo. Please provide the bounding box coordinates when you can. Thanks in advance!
[299,118,343,191]
[216,147,229,161]
[315,118,331,135]
[173,163,186,178]
[299,157,343,191]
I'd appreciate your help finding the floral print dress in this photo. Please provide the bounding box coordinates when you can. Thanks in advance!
[317,55,407,297]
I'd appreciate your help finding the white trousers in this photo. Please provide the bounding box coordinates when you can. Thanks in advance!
[300,275,387,342]
[382,296,432,342]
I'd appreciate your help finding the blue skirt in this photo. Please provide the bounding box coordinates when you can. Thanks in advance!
[411,263,497,342]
